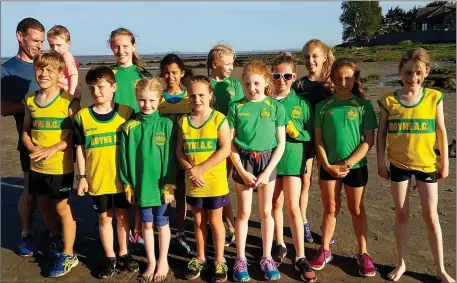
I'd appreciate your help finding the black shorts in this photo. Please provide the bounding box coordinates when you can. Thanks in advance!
[19,148,30,172]
[232,148,276,185]
[92,193,131,214]
[320,165,368,187]
[304,141,317,160]
[29,171,73,199]
[390,164,438,183]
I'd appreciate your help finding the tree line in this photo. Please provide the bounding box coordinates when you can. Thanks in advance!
[339,1,456,42]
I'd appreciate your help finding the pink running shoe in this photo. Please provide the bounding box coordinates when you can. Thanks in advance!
[308,246,333,271]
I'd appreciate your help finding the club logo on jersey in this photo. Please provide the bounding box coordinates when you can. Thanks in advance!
[133,79,140,89]
[260,108,272,120]
[346,107,359,120]
[291,106,303,119]
[112,69,118,75]
[155,132,166,146]
[227,85,235,99]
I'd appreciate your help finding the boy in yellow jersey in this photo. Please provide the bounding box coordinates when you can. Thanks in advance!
[22,50,79,277]
[74,66,138,278]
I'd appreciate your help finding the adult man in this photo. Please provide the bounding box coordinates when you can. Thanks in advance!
[1,17,45,256]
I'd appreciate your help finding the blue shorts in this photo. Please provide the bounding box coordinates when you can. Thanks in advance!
[140,204,170,226]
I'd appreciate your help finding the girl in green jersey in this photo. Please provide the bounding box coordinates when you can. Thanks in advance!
[109,27,150,250]
[309,59,377,278]
[270,52,316,283]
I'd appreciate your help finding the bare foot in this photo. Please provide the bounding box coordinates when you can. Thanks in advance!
[154,261,170,282]
[437,272,456,283]
[142,261,156,282]
[388,265,406,281]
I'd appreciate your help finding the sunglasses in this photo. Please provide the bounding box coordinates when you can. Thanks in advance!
[272,73,294,80]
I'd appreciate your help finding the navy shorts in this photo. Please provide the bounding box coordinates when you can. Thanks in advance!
[232,148,276,185]
[186,194,230,210]
[320,165,368,187]
[140,204,170,226]
[92,193,131,214]
[390,164,438,183]
[29,171,73,199]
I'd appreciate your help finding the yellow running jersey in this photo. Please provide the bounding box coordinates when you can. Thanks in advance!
[24,90,75,174]
[378,88,444,172]
[178,110,229,197]
[158,90,192,123]
[74,104,133,195]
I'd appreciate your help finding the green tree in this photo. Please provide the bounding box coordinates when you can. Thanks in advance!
[339,1,383,42]
[383,6,407,33]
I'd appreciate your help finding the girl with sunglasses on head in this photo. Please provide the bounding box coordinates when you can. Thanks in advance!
[270,52,316,283]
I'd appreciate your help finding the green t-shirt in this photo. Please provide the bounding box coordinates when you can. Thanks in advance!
[276,90,313,175]
[315,95,378,168]
[228,96,287,151]
[211,77,244,115]
[112,64,152,112]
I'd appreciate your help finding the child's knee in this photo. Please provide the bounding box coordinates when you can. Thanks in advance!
[423,212,440,230]
[209,218,223,230]
[99,214,113,226]
[55,199,72,217]
[324,202,338,216]
[286,204,301,218]
[395,209,409,224]
[142,222,154,230]
[348,205,364,217]
[237,209,251,221]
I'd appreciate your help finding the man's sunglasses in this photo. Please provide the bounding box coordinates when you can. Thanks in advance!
[272,73,294,80]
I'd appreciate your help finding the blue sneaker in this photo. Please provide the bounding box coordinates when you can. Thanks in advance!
[260,257,280,281]
[233,258,250,282]
[49,235,63,258]
[304,221,314,243]
[49,253,79,277]
[19,233,37,257]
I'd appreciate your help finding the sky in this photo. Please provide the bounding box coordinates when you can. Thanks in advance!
[1,1,426,57]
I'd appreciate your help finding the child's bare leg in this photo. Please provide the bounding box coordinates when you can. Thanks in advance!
[142,221,155,281]
[115,208,130,256]
[99,211,115,257]
[320,180,342,251]
[417,181,455,283]
[272,179,285,246]
[388,180,410,281]
[283,176,305,258]
[222,203,235,229]
[192,207,208,260]
[235,183,253,259]
[300,158,313,222]
[154,205,172,282]
[258,180,276,258]
[345,185,368,255]
[208,207,225,262]
[55,198,76,255]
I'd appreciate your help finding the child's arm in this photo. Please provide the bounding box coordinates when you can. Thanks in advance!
[345,102,377,168]
[315,128,346,178]
[30,99,80,163]
[65,55,79,96]
[119,126,134,204]
[176,127,205,187]
[229,129,257,187]
[254,125,286,188]
[436,99,449,179]
[189,119,231,182]
[163,123,178,204]
[73,115,88,196]
[376,107,389,179]
[22,105,41,153]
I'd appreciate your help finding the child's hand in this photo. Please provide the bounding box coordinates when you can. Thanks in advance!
[325,164,349,179]
[126,193,135,205]
[254,171,271,189]
[240,170,257,187]
[77,178,89,196]
[30,145,43,153]
[438,165,449,179]
[163,194,175,204]
[186,166,205,187]
[30,146,59,163]
[377,163,390,180]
